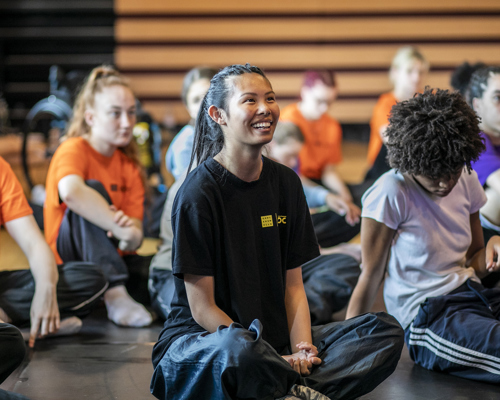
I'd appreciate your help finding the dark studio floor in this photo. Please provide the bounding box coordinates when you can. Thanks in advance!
[2,302,500,400]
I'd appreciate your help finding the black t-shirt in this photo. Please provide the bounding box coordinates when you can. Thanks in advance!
[153,156,319,365]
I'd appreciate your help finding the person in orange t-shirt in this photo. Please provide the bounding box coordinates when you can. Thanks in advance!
[44,66,152,328]
[0,156,106,394]
[365,47,429,181]
[281,70,355,204]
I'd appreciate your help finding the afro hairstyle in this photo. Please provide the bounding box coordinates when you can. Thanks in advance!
[385,87,485,179]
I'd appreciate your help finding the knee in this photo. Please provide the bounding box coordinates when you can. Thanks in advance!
[65,261,107,290]
[373,312,404,334]
[370,312,405,351]
[216,323,268,367]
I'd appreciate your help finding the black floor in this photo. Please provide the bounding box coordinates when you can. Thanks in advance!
[1,307,500,400]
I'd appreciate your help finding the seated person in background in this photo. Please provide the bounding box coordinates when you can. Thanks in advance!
[44,65,152,327]
[469,67,500,246]
[165,66,218,181]
[148,175,184,321]
[365,46,429,181]
[0,156,107,343]
[450,61,486,98]
[149,67,217,321]
[347,88,500,384]
[151,64,403,400]
[266,121,360,247]
[280,70,360,206]
[469,66,500,287]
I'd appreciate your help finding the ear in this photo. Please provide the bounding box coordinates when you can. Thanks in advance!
[472,97,481,113]
[84,109,94,127]
[208,105,227,126]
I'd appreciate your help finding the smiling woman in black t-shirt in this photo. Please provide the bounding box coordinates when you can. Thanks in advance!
[150,64,404,400]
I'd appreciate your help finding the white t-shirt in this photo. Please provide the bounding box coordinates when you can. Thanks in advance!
[362,169,487,329]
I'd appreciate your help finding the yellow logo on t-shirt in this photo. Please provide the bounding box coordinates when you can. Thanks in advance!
[261,215,273,228]
[277,215,286,225]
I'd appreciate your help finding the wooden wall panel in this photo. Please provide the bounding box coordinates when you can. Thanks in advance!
[127,71,452,98]
[115,0,500,126]
[116,44,500,70]
[116,17,500,42]
[116,0,500,15]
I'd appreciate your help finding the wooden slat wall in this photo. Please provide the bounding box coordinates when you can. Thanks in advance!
[116,0,500,14]
[115,0,500,125]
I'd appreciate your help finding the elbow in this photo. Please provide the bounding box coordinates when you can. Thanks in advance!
[58,185,81,209]
[59,190,73,205]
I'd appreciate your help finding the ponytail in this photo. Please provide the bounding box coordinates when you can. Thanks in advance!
[188,94,224,173]
[63,65,147,191]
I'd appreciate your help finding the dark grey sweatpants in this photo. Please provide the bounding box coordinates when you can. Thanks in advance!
[56,180,151,304]
[56,180,129,287]
[0,262,107,327]
[302,253,360,325]
[151,312,404,400]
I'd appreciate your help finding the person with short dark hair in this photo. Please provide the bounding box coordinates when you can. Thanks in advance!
[150,64,404,400]
[469,67,500,255]
[450,61,486,98]
[347,88,500,383]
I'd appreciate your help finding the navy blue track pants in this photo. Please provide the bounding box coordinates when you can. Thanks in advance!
[405,279,500,383]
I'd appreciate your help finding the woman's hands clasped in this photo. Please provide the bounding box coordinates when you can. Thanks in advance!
[282,341,322,376]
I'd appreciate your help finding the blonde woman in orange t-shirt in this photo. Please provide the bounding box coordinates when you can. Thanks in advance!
[365,47,429,180]
[44,66,152,327]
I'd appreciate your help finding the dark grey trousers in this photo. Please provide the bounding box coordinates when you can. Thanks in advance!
[0,262,107,327]
[148,268,175,321]
[302,254,360,325]
[56,180,129,287]
[151,312,404,400]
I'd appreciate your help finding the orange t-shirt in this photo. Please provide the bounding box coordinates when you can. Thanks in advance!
[367,92,397,165]
[0,156,32,227]
[44,137,145,264]
[280,103,343,180]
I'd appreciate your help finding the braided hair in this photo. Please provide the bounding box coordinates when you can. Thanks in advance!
[188,64,269,172]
